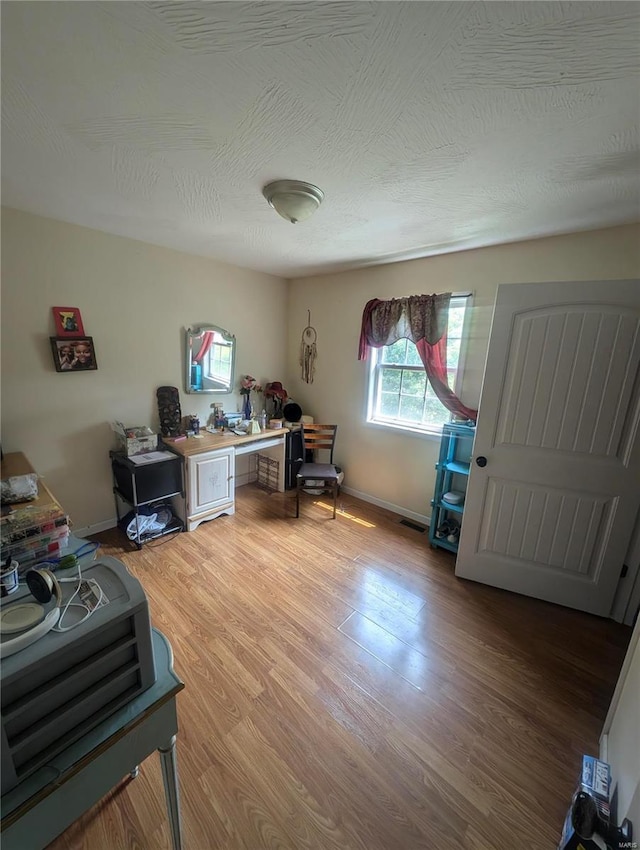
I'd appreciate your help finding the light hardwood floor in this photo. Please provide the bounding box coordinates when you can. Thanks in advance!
[49,486,630,850]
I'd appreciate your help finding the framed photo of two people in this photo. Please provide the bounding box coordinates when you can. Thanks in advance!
[50,337,98,372]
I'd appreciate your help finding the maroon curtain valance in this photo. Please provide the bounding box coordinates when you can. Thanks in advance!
[358,293,477,421]
[358,294,451,359]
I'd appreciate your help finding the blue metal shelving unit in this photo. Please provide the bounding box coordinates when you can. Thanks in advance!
[429,421,476,554]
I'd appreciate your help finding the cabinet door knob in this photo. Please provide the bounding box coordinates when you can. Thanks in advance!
[475,456,487,467]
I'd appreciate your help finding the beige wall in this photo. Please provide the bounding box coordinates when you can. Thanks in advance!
[601,616,640,829]
[286,224,640,522]
[3,210,639,532]
[1,208,288,531]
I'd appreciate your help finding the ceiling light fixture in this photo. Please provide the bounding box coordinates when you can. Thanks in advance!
[262,180,324,224]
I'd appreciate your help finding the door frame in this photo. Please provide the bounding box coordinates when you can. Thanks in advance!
[612,512,640,624]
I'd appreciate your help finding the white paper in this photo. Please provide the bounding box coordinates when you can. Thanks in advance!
[128,451,175,465]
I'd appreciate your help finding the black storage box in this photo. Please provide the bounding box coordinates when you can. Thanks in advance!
[111,452,182,505]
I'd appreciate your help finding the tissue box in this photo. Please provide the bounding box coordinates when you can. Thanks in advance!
[112,423,157,456]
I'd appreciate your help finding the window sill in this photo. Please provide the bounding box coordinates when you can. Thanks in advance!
[366,419,443,440]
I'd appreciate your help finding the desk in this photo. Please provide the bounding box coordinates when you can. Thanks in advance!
[0,629,185,850]
[0,452,70,567]
[0,452,63,510]
[164,428,289,530]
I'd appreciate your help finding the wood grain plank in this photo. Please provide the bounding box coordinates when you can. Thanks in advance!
[338,610,453,691]
[43,487,630,850]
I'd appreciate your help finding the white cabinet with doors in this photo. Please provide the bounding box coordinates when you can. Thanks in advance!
[186,447,235,531]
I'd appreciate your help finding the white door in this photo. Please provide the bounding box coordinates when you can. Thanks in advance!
[456,280,640,616]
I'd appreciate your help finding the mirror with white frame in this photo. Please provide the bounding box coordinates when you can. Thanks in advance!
[185,325,236,394]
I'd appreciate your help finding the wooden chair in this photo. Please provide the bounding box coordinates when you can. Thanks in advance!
[295,424,339,519]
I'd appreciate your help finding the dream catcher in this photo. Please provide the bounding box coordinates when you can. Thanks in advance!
[300,310,317,384]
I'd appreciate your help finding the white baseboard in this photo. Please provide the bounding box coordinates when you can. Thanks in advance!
[73,518,118,538]
[75,487,430,537]
[599,732,608,762]
[340,486,430,527]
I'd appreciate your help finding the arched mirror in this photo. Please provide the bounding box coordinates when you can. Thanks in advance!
[185,325,236,394]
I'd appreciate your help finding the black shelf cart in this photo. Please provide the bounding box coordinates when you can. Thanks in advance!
[429,422,475,554]
[110,450,184,549]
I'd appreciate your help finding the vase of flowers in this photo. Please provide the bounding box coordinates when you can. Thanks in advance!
[239,375,262,421]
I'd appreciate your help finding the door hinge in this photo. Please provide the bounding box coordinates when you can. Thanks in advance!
[620,564,629,578]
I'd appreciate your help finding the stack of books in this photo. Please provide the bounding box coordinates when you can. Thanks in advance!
[1,453,70,569]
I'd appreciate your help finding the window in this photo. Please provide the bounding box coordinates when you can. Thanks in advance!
[367,296,470,436]
[205,332,233,385]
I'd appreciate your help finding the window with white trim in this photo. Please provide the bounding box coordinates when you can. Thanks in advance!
[205,333,233,384]
[366,296,470,436]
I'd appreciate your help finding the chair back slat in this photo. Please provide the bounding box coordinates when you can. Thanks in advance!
[302,424,337,463]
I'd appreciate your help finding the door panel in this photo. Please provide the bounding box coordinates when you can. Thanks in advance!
[456,280,640,616]
[496,307,640,456]
[478,478,612,576]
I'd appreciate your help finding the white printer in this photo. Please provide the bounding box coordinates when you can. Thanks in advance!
[0,557,156,794]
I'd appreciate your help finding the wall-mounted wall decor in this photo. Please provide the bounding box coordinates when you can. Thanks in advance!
[156,386,182,436]
[52,306,85,337]
[50,337,98,372]
[300,310,317,384]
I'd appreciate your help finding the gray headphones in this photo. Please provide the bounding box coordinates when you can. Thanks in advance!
[0,568,63,659]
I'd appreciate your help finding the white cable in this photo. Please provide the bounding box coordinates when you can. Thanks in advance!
[13,560,104,634]
[52,560,105,633]
[53,582,104,632]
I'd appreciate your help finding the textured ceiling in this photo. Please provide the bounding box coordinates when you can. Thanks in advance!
[2,2,639,278]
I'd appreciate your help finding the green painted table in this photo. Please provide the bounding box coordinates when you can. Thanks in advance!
[1,628,185,849]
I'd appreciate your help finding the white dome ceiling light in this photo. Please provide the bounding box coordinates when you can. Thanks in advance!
[262,180,324,224]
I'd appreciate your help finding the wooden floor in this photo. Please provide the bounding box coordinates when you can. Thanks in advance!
[49,487,630,850]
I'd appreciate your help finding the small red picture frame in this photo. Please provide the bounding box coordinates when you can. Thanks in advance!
[52,306,85,337]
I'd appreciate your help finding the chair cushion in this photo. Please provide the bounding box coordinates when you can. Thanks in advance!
[297,463,339,480]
